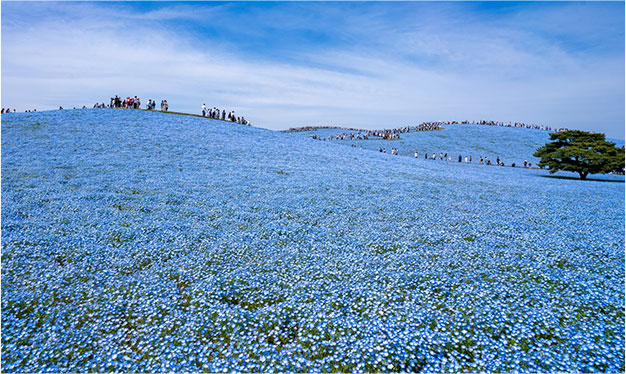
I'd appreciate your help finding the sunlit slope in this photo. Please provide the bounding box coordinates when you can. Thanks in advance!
[292,124,625,166]
[2,109,624,372]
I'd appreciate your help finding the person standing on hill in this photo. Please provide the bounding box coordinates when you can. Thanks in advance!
[201,104,207,117]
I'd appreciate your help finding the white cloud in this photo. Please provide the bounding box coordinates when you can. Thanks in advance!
[1,2,624,138]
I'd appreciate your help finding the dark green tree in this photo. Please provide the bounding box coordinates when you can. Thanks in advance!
[534,130,625,180]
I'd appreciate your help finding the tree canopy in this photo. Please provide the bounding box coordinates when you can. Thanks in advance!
[534,130,625,180]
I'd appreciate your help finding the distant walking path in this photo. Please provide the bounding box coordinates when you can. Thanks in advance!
[408,151,537,170]
[285,120,562,142]
[447,120,563,132]
[128,108,252,127]
[142,108,251,126]
[285,122,444,141]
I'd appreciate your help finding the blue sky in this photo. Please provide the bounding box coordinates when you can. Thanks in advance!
[2,1,624,138]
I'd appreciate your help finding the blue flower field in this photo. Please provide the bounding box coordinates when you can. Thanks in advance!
[294,125,625,167]
[2,109,624,372]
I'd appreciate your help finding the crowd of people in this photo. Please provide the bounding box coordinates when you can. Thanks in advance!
[328,120,559,141]
[306,122,444,141]
[311,133,369,141]
[285,125,371,133]
[109,96,169,111]
[446,120,557,131]
[408,150,536,168]
[287,122,445,133]
[2,99,163,113]
[373,146,543,169]
[371,130,402,140]
[2,98,253,127]
[292,120,557,141]
[201,104,250,126]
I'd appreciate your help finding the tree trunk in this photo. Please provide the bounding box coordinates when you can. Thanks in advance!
[579,171,588,180]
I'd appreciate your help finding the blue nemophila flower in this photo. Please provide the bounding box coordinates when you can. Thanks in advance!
[1,109,624,372]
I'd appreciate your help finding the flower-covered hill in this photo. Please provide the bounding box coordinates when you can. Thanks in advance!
[292,125,625,167]
[2,109,624,372]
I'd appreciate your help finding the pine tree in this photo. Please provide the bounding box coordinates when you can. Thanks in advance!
[534,130,625,180]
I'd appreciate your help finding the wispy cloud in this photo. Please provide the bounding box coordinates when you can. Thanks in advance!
[1,2,624,138]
